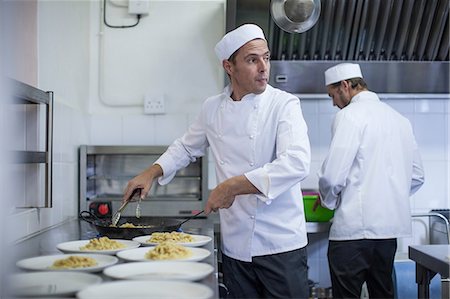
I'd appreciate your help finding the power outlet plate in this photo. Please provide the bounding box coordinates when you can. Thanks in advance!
[128,0,150,15]
[144,95,165,114]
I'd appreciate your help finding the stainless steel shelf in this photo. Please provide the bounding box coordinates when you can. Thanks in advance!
[11,151,48,164]
[8,78,53,208]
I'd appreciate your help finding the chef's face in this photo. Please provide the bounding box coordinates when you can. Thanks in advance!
[327,81,351,109]
[225,39,270,100]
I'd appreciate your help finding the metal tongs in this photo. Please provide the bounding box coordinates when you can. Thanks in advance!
[111,188,142,226]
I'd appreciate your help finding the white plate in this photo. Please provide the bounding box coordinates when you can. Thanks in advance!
[103,261,214,281]
[77,280,213,299]
[132,234,212,247]
[116,247,211,262]
[16,253,119,273]
[8,271,102,297]
[57,239,140,255]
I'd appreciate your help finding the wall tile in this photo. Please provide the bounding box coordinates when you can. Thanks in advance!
[304,111,320,149]
[317,113,335,160]
[122,114,156,145]
[300,100,318,115]
[7,209,31,241]
[303,161,321,190]
[59,103,75,162]
[153,114,189,145]
[383,99,414,114]
[415,99,446,114]
[413,114,447,161]
[412,161,448,210]
[90,115,123,145]
[318,99,339,114]
[52,101,64,163]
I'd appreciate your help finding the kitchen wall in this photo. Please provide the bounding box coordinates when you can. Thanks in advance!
[7,0,226,241]
[5,0,92,241]
[4,0,449,288]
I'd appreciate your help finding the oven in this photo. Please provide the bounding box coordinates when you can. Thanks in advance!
[79,145,208,218]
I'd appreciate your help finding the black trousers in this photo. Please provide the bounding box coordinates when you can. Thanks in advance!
[327,238,397,299]
[222,247,309,299]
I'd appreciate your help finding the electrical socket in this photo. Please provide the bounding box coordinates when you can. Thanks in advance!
[128,0,150,15]
[144,95,165,114]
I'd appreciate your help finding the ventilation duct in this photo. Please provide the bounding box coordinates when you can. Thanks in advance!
[226,0,449,94]
[268,0,449,61]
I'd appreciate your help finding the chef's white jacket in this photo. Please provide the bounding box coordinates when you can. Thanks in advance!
[155,84,311,261]
[318,91,425,241]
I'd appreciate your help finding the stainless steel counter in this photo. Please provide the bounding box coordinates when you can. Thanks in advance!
[6,217,218,298]
[408,244,450,299]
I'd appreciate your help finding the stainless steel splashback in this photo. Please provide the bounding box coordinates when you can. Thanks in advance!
[269,60,450,94]
[227,0,449,94]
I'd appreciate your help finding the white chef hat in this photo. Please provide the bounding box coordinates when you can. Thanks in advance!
[324,63,363,86]
[214,24,266,62]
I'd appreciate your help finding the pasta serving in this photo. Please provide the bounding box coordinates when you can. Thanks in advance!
[145,242,192,260]
[79,236,126,250]
[147,231,194,244]
[49,256,97,269]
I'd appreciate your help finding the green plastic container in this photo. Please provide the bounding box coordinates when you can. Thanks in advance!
[303,195,334,222]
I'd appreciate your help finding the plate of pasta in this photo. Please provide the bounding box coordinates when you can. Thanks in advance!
[16,253,119,273]
[57,237,140,255]
[116,243,211,262]
[133,232,212,247]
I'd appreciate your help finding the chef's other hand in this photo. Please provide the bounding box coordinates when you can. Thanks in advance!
[123,164,163,203]
[312,197,321,211]
[205,179,236,215]
[205,175,260,215]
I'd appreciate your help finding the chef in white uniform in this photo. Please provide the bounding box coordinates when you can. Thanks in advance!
[317,63,425,299]
[124,24,311,298]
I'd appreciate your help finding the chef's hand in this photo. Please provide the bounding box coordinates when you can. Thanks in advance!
[123,164,163,203]
[312,197,321,211]
[204,175,261,215]
[205,179,236,215]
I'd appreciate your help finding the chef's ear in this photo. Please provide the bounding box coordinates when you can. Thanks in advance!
[223,60,233,76]
[340,80,351,90]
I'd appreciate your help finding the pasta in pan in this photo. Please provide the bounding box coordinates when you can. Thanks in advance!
[79,236,126,251]
[110,222,152,228]
[147,232,194,244]
[49,256,97,269]
[145,242,192,260]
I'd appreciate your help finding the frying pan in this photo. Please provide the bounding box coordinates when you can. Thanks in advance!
[79,211,203,239]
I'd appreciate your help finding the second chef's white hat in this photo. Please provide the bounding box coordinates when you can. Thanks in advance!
[324,63,363,86]
[215,24,266,62]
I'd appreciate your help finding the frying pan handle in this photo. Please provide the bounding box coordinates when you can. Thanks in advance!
[178,210,205,227]
[79,210,99,224]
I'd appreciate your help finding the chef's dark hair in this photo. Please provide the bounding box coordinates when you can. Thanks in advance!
[331,78,367,90]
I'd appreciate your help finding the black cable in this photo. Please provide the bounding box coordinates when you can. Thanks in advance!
[103,0,141,29]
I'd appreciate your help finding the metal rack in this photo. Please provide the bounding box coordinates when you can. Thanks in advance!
[9,78,53,208]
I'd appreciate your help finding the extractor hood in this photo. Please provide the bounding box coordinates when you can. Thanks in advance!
[226,0,449,94]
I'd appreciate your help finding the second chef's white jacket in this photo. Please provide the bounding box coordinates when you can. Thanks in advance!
[318,91,425,241]
[155,84,311,262]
